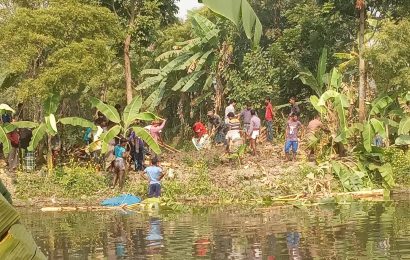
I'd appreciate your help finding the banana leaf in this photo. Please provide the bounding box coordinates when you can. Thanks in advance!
[131,126,161,155]
[133,112,158,122]
[398,117,410,135]
[0,104,15,114]
[2,123,16,134]
[395,135,410,146]
[195,50,214,72]
[181,71,205,92]
[0,126,11,155]
[123,96,142,128]
[90,97,121,124]
[191,13,218,37]
[0,194,19,239]
[135,75,163,91]
[317,48,327,92]
[200,0,262,46]
[0,224,46,260]
[44,114,57,135]
[370,118,386,138]
[0,180,12,204]
[140,69,161,75]
[11,121,38,129]
[59,117,95,129]
[362,122,374,152]
[43,94,60,115]
[101,125,122,145]
[172,74,191,91]
[28,123,47,152]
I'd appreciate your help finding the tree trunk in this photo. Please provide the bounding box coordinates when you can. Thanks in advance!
[124,33,133,105]
[214,76,224,115]
[358,4,366,121]
[124,5,136,105]
[47,134,53,175]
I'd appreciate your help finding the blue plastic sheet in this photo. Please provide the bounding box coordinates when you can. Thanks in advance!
[101,194,141,207]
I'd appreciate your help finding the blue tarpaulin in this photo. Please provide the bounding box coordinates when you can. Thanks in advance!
[101,194,141,207]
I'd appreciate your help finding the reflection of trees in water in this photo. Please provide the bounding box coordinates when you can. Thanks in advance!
[18,201,410,259]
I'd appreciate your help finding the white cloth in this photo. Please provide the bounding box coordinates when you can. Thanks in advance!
[93,126,104,142]
[192,134,209,151]
[225,105,235,119]
[251,130,260,139]
[226,130,241,141]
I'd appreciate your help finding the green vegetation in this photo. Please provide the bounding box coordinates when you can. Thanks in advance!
[0,181,46,259]
[1,0,410,205]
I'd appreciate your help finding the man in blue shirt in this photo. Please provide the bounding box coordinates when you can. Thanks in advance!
[143,157,165,198]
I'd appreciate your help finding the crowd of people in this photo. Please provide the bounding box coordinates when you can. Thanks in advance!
[1,97,330,197]
[191,96,317,160]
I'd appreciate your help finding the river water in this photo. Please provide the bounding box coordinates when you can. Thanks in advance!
[19,199,410,259]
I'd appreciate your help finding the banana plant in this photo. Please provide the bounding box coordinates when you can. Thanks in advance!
[137,13,219,111]
[90,96,161,155]
[0,104,39,155]
[28,94,95,173]
[0,186,46,259]
[299,48,329,96]
[199,0,262,46]
[310,68,349,146]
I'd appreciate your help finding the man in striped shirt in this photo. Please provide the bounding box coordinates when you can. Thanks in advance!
[226,112,242,153]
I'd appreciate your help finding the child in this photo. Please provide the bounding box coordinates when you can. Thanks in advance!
[143,157,165,198]
[112,138,128,189]
[285,113,303,161]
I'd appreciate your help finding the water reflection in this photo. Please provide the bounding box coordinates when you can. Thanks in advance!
[18,200,410,259]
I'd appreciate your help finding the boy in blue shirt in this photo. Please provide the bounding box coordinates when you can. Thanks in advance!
[143,157,165,198]
[112,138,128,189]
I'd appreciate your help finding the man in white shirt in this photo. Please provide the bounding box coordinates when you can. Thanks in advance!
[224,99,236,124]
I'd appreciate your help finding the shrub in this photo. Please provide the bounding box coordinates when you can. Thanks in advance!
[383,147,410,185]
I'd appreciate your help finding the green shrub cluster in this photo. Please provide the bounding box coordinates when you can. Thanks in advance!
[383,147,410,185]
[15,165,108,200]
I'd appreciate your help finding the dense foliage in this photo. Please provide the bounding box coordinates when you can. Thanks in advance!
[1,0,410,191]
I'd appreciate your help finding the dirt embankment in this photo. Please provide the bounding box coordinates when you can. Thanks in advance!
[1,142,326,207]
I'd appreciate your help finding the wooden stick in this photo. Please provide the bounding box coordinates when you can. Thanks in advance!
[159,143,181,153]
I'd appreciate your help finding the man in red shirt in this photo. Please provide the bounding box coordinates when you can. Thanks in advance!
[192,121,209,150]
[265,97,275,143]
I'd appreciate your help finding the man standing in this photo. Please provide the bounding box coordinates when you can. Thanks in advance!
[285,113,303,161]
[265,97,274,143]
[224,100,236,123]
[247,110,261,156]
[207,111,225,144]
[240,103,252,133]
[289,97,300,116]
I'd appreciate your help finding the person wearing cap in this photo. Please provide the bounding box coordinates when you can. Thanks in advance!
[207,110,225,144]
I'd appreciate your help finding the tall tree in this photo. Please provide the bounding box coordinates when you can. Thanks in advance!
[0,0,122,104]
[101,0,178,104]
[357,0,366,121]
